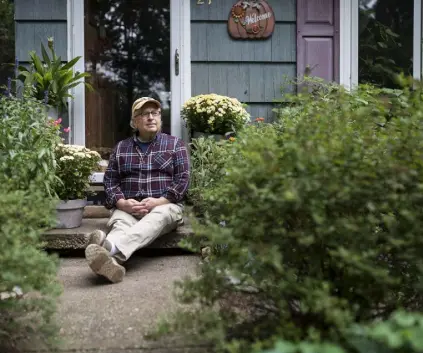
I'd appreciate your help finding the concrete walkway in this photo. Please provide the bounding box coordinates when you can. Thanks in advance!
[35,253,207,353]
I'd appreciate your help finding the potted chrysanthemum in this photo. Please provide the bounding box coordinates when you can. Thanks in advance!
[54,144,101,228]
[181,94,250,138]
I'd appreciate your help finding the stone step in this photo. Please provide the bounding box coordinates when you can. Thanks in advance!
[42,218,194,250]
[83,205,111,218]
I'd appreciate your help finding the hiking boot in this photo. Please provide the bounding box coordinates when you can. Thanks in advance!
[87,230,112,252]
[85,244,125,283]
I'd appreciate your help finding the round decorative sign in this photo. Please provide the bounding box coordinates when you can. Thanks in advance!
[228,0,275,40]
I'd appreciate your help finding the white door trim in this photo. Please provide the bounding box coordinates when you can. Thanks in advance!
[413,0,422,81]
[68,0,191,146]
[340,0,421,89]
[171,0,191,141]
[67,0,85,146]
[339,0,353,89]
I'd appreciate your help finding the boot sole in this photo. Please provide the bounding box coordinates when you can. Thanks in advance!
[85,245,125,283]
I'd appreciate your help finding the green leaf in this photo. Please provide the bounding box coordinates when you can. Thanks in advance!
[263,341,297,353]
[60,56,81,71]
[40,42,51,66]
[29,51,45,75]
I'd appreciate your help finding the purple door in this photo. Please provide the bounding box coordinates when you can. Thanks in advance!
[297,0,340,82]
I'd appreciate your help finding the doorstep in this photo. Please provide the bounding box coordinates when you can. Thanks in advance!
[42,217,194,250]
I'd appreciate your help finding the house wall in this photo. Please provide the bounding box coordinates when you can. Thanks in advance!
[15,0,67,63]
[14,0,68,127]
[190,0,297,121]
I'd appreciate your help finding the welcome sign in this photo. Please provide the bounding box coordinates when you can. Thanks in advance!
[228,0,275,40]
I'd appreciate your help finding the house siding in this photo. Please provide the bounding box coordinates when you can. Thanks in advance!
[15,0,67,62]
[191,0,297,121]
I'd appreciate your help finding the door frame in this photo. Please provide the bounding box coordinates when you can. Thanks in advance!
[67,0,191,146]
[339,0,422,89]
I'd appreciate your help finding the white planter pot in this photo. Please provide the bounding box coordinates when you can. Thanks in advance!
[55,199,87,229]
[46,106,59,120]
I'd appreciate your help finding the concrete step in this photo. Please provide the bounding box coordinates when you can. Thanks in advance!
[42,218,194,250]
[83,205,111,218]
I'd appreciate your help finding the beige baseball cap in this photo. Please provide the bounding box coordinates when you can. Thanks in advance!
[131,97,161,117]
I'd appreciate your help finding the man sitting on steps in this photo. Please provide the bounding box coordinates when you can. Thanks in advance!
[85,97,190,283]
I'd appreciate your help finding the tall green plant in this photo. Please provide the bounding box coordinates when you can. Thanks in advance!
[17,37,93,112]
[157,81,423,353]
[0,95,62,194]
[0,95,62,351]
[188,136,234,217]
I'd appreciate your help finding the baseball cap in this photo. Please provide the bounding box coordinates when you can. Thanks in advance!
[131,97,161,117]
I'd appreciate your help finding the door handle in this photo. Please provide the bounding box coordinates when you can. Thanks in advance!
[175,49,179,76]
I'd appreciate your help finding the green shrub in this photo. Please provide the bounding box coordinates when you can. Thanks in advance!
[0,187,61,351]
[0,96,62,193]
[264,310,423,353]
[0,96,62,350]
[159,81,423,352]
[187,136,234,217]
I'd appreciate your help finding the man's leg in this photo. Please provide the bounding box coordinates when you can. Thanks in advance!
[85,209,138,283]
[85,203,183,283]
[87,209,137,249]
[108,203,183,262]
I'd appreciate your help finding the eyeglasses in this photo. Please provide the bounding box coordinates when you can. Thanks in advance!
[136,111,161,119]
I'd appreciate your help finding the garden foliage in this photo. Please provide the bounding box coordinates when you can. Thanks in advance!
[160,78,423,353]
[264,310,423,353]
[17,38,92,112]
[0,96,62,350]
[187,136,233,216]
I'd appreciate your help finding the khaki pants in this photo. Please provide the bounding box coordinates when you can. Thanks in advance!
[106,203,184,262]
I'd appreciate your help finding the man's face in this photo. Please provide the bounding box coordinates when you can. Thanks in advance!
[133,103,162,134]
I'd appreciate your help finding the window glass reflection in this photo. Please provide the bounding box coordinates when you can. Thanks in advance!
[84,0,171,151]
[359,0,414,88]
[0,0,15,93]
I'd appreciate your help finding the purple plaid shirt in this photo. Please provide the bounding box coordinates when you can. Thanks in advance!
[103,133,190,209]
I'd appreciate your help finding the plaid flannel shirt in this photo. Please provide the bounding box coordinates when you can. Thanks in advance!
[104,133,190,209]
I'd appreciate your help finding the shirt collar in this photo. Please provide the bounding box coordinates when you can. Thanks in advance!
[133,132,161,144]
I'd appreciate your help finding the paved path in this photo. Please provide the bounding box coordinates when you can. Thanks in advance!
[29,253,206,353]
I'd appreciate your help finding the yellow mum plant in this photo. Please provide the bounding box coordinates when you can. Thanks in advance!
[181,94,250,135]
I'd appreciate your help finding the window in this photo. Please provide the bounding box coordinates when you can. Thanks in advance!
[84,0,171,150]
[339,0,421,88]
[0,0,15,93]
[358,0,414,88]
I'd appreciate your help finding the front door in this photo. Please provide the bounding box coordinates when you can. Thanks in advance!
[83,0,189,153]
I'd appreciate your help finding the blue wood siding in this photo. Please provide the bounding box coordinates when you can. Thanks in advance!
[15,0,67,63]
[191,0,296,121]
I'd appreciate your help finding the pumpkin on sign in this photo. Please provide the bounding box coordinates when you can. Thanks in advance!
[228,0,275,40]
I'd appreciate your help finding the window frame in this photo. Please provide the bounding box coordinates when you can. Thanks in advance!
[339,0,422,89]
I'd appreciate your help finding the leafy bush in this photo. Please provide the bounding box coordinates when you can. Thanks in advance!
[264,310,423,353]
[0,187,61,351]
[181,94,250,135]
[158,81,423,352]
[187,136,234,217]
[0,96,62,194]
[0,95,62,350]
